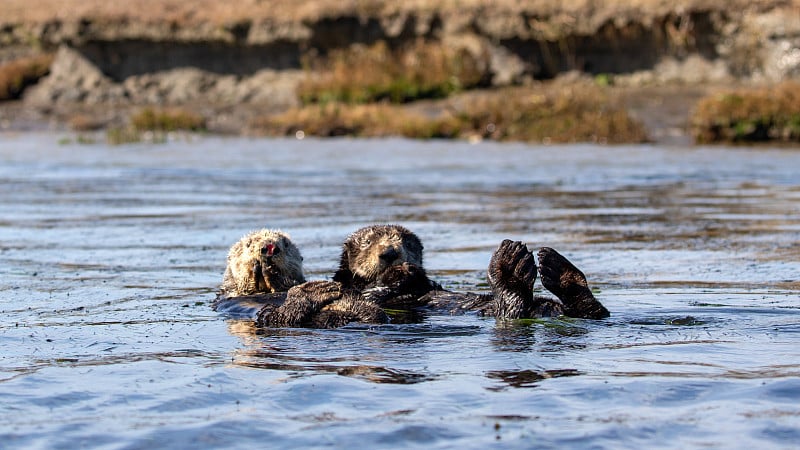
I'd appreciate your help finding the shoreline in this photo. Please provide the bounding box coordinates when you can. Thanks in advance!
[1,0,798,145]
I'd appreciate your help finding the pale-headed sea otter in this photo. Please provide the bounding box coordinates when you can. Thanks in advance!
[214,225,609,328]
[220,229,306,297]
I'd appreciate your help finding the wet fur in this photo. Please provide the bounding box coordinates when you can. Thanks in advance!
[328,225,610,321]
[222,225,609,329]
[220,229,306,297]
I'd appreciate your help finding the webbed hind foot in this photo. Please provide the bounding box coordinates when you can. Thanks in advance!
[537,247,609,319]
[488,240,538,319]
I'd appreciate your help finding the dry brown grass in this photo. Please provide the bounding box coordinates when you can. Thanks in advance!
[103,107,207,145]
[0,54,54,101]
[299,40,486,104]
[3,0,794,28]
[453,82,649,144]
[252,103,462,139]
[254,81,648,144]
[130,107,206,132]
[691,82,800,143]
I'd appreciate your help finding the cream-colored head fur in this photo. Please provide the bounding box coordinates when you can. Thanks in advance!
[221,229,305,296]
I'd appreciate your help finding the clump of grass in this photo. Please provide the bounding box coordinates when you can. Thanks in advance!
[130,107,206,132]
[0,54,54,101]
[691,82,800,144]
[106,107,206,145]
[252,103,462,139]
[298,40,486,105]
[453,83,649,144]
[107,127,146,145]
[253,81,648,144]
[68,114,106,132]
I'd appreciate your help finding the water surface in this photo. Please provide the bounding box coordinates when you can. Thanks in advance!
[0,134,798,448]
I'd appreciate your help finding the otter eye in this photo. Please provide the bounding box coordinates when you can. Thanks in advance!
[272,246,281,255]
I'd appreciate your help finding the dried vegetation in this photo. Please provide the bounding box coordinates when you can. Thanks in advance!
[691,82,800,143]
[255,81,648,144]
[0,54,54,101]
[298,41,486,105]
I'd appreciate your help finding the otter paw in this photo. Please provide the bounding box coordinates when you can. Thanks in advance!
[256,281,343,327]
[488,240,537,294]
[312,296,389,328]
[380,263,433,293]
[537,247,609,319]
[361,263,432,307]
[536,247,588,300]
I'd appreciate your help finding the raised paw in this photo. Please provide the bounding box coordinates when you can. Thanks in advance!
[251,260,266,292]
[537,247,609,319]
[488,240,537,319]
[537,247,588,300]
[488,240,537,294]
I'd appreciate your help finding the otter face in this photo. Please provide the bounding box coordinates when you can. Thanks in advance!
[254,231,305,291]
[224,229,306,296]
[335,225,423,287]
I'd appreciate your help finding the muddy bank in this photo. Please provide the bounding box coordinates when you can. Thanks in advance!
[1,0,799,142]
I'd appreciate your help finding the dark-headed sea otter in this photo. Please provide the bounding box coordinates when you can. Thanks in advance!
[243,224,609,328]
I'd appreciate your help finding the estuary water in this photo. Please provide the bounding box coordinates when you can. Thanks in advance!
[0,134,798,449]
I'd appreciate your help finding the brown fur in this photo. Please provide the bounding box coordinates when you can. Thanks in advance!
[333,224,424,290]
[229,224,609,329]
[256,280,388,328]
[220,229,306,297]
[331,225,609,321]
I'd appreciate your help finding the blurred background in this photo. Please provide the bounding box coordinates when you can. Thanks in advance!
[1,0,799,145]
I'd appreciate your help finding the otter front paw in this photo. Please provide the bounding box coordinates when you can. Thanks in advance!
[380,263,432,292]
[251,260,265,292]
[312,296,389,328]
[256,281,343,327]
[362,263,433,307]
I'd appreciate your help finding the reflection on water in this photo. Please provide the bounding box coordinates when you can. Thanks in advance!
[0,135,798,448]
[485,368,583,390]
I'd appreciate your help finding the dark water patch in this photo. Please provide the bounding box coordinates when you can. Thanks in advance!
[234,350,439,384]
[486,368,582,390]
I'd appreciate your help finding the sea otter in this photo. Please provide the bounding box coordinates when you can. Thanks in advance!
[251,224,609,328]
[219,229,306,297]
[214,228,386,327]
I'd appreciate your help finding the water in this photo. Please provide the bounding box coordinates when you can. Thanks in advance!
[0,134,798,449]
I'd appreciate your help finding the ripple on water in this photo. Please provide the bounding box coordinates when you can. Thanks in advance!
[0,136,799,449]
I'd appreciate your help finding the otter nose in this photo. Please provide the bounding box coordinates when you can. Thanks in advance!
[379,247,400,263]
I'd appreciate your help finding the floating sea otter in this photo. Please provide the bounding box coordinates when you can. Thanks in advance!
[214,225,609,328]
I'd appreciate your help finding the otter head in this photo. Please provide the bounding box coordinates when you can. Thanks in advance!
[333,225,423,289]
[247,230,305,292]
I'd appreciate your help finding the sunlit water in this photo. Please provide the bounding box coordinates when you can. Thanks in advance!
[1,134,798,449]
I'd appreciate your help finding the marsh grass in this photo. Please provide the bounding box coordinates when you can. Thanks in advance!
[298,40,486,105]
[0,54,54,101]
[252,102,462,139]
[254,81,649,143]
[106,107,207,145]
[452,83,649,144]
[691,82,800,143]
[130,107,206,132]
